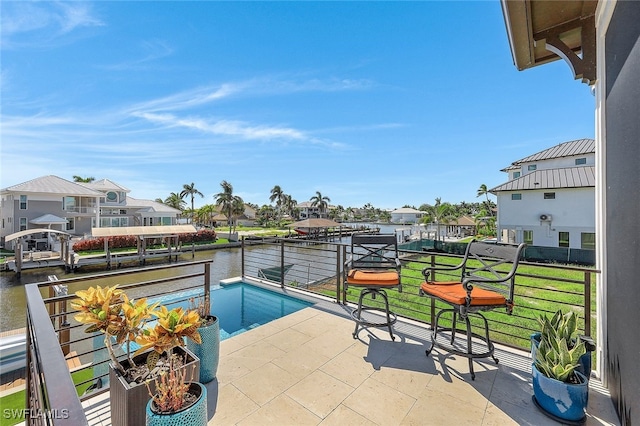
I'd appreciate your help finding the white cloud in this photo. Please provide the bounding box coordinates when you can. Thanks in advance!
[1,2,104,49]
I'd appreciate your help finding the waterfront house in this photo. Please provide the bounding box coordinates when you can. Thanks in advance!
[297,201,334,219]
[490,138,595,249]
[0,175,181,249]
[390,207,425,224]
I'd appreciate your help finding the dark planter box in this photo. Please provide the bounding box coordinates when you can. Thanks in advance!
[109,346,200,426]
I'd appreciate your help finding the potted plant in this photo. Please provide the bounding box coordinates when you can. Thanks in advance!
[532,310,589,423]
[186,294,220,383]
[531,313,596,380]
[145,353,208,426]
[72,285,202,426]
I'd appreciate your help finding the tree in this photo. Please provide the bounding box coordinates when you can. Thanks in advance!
[477,184,494,217]
[164,192,186,211]
[427,198,456,241]
[180,183,204,223]
[73,176,95,183]
[309,191,331,217]
[269,185,284,220]
[214,180,242,236]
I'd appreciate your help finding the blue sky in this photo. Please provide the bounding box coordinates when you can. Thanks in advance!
[1,1,595,210]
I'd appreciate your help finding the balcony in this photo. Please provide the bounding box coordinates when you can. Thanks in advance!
[21,239,619,425]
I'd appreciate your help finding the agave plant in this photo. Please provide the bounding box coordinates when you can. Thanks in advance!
[71,285,160,373]
[534,310,586,382]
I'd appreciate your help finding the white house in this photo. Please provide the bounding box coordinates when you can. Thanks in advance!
[390,207,424,224]
[490,139,595,249]
[297,201,334,219]
[0,175,181,249]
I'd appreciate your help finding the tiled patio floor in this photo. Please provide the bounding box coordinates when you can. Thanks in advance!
[82,296,620,426]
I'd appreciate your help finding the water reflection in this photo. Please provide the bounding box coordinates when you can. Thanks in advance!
[0,249,243,332]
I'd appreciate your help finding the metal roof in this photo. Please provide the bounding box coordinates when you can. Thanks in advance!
[125,196,181,213]
[81,179,130,192]
[490,166,595,192]
[509,139,595,167]
[91,224,197,238]
[2,175,104,196]
[5,229,72,242]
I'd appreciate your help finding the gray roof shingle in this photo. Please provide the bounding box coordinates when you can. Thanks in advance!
[490,166,595,192]
[2,175,104,196]
[509,138,595,166]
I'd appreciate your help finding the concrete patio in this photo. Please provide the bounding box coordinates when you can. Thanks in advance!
[79,293,619,426]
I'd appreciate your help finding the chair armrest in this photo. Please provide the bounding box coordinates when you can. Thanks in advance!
[421,261,464,281]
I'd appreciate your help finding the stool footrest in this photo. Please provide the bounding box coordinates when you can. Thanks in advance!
[351,307,398,328]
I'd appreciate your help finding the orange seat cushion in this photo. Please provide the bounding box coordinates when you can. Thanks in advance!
[347,270,400,287]
[420,281,505,306]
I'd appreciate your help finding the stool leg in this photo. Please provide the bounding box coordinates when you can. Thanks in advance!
[378,290,395,341]
[464,314,475,380]
[352,289,367,339]
[479,312,498,364]
[451,312,458,344]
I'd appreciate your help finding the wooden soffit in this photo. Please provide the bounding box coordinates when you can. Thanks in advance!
[501,0,598,84]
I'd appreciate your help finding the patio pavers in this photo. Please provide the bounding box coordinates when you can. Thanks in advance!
[81,301,620,426]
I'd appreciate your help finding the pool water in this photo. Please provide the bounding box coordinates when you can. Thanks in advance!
[211,283,313,340]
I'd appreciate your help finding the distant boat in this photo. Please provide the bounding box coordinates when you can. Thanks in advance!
[294,228,309,235]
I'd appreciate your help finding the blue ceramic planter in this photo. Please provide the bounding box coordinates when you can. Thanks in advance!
[187,315,220,383]
[532,364,588,423]
[530,333,592,380]
[146,382,207,426]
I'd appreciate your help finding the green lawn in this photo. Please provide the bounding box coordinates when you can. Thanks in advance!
[0,368,94,426]
[309,253,596,351]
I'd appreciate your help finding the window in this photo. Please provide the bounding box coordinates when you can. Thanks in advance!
[523,230,533,245]
[528,165,537,171]
[511,193,522,200]
[66,218,75,231]
[559,232,570,248]
[62,197,76,211]
[544,192,556,199]
[19,217,27,231]
[513,171,521,179]
[575,158,587,165]
[19,195,27,210]
[581,233,596,250]
[106,191,118,202]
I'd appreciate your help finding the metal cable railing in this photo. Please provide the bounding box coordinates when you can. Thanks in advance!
[25,260,214,424]
[242,238,597,350]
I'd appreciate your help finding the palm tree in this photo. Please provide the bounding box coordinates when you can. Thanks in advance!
[231,196,245,233]
[310,191,331,218]
[214,180,242,235]
[180,183,204,223]
[477,184,494,217]
[72,176,95,183]
[269,185,284,219]
[164,192,186,210]
[428,198,455,241]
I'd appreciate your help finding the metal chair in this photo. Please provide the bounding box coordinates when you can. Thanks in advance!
[344,234,402,340]
[419,240,526,379]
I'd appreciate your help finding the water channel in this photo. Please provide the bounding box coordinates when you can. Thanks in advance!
[0,224,418,333]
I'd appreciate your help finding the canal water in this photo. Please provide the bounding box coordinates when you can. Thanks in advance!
[0,249,243,333]
[0,225,420,333]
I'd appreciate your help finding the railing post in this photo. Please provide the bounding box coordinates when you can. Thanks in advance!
[204,262,211,309]
[241,237,245,278]
[336,244,341,304]
[584,271,591,336]
[280,240,285,289]
[430,254,436,328]
[341,245,347,304]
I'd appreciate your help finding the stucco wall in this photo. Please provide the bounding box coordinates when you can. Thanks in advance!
[604,2,640,423]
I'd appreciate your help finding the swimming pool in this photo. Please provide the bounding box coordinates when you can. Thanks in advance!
[208,282,313,340]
